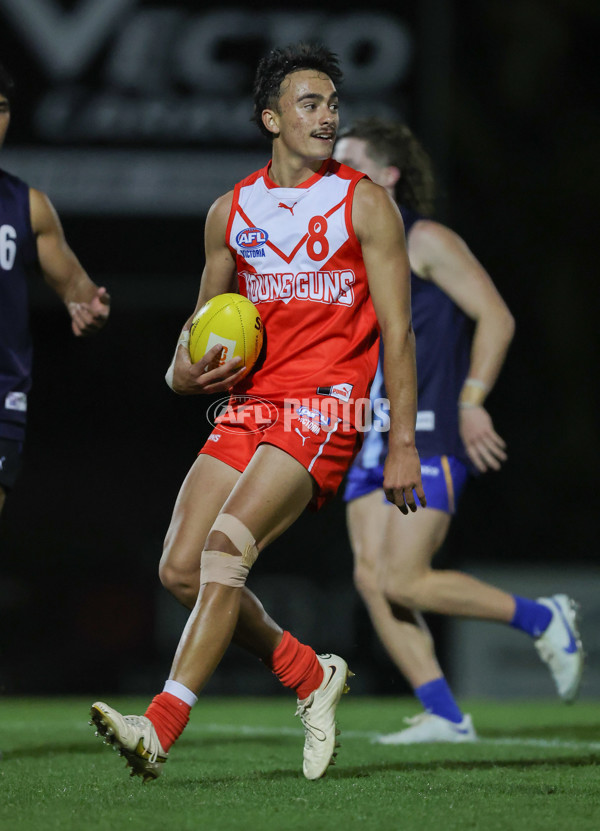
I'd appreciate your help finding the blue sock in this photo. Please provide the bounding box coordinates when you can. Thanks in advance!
[415,677,464,724]
[510,595,553,638]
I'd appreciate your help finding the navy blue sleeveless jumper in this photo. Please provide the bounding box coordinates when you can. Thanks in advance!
[354,206,474,470]
[0,168,39,439]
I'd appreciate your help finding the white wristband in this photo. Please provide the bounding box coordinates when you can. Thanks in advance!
[166,330,190,390]
[165,362,175,390]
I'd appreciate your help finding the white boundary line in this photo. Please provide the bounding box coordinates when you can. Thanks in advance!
[189,723,600,750]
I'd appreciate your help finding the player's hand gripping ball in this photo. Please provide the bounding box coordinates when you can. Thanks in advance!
[189,293,263,379]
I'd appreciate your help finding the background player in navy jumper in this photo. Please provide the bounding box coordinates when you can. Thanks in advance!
[335,118,584,744]
[0,63,110,516]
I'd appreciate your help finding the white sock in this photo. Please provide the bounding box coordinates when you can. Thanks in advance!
[163,679,198,707]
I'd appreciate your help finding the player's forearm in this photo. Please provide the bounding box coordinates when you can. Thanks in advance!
[45,266,98,306]
[459,307,515,407]
[197,271,235,311]
[382,324,419,450]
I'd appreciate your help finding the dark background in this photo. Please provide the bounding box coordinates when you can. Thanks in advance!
[0,0,598,697]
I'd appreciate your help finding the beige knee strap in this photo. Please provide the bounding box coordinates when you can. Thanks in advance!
[211,513,258,567]
[200,514,259,588]
[200,551,250,588]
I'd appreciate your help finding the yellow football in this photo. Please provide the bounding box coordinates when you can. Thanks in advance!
[189,293,263,379]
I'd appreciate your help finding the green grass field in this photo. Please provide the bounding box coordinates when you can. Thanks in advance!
[1,696,599,831]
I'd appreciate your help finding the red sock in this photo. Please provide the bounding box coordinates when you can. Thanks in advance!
[270,630,324,700]
[144,692,191,752]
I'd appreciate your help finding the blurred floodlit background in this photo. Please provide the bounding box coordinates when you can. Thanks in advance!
[0,0,598,698]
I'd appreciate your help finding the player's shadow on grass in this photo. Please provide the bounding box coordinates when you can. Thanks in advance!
[0,734,291,766]
[184,735,296,749]
[172,753,600,788]
[333,755,600,779]
[6,733,599,776]
[1,734,297,763]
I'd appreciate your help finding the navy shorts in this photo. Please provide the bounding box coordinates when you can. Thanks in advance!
[343,454,469,514]
[0,437,24,491]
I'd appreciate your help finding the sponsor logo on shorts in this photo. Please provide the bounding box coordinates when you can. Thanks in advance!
[421,464,440,477]
[316,383,353,403]
[208,434,221,442]
[416,410,435,431]
[295,405,331,435]
[4,392,27,412]
[294,428,309,446]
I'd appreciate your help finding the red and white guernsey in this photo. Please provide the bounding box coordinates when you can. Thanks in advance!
[226,158,380,422]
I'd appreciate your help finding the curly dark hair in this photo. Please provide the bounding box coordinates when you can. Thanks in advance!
[253,43,343,139]
[0,62,15,103]
[337,117,436,216]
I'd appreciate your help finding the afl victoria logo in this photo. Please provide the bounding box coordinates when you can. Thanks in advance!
[236,227,268,248]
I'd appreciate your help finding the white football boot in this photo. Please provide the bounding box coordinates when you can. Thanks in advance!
[376,712,477,745]
[90,701,168,782]
[535,594,583,702]
[295,653,353,780]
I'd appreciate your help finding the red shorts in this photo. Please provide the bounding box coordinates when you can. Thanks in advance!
[199,396,361,509]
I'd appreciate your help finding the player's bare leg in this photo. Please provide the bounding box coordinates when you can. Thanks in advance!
[159,453,283,659]
[167,445,314,690]
[347,488,582,744]
[161,451,345,731]
[372,489,581,702]
[347,489,449,689]
[159,453,239,607]
[356,490,515,620]
[92,445,352,779]
[348,490,478,743]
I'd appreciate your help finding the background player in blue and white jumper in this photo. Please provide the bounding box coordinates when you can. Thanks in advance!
[335,118,583,744]
[0,63,110,516]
